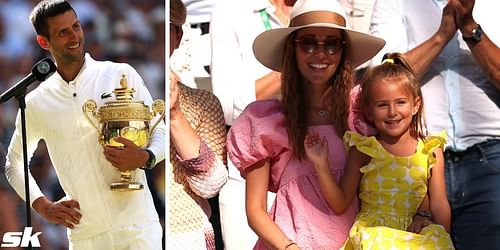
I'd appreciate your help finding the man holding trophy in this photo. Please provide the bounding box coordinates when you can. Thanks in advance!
[3,0,165,249]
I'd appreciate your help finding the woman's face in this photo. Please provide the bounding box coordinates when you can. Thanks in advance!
[294,27,344,87]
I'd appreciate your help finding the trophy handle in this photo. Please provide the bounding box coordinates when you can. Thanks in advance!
[83,99,100,132]
[149,99,166,136]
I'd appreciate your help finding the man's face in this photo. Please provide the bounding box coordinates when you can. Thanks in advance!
[40,10,85,64]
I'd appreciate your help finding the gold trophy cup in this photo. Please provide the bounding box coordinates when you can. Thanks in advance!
[83,74,165,191]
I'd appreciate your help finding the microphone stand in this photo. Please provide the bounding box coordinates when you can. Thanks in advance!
[15,89,33,250]
[0,57,55,250]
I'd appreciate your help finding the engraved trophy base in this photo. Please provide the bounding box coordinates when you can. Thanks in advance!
[110,181,144,191]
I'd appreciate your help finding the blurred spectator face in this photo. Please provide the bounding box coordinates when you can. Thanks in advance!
[169,23,182,57]
[38,10,85,63]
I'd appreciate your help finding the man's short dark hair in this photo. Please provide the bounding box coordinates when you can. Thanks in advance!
[30,0,75,38]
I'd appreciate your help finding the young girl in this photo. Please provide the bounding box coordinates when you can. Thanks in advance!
[305,53,455,249]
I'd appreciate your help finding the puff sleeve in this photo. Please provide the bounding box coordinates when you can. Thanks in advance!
[227,100,289,181]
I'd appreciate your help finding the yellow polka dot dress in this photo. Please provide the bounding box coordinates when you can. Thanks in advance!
[342,131,454,250]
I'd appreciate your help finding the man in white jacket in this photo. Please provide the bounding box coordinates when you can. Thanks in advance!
[4,0,165,249]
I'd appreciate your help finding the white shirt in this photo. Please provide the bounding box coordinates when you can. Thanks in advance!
[182,0,215,24]
[5,54,166,241]
[369,0,500,151]
[210,0,286,125]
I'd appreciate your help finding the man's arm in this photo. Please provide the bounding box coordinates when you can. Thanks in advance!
[32,196,81,229]
[5,111,82,228]
[453,0,500,89]
[404,2,457,77]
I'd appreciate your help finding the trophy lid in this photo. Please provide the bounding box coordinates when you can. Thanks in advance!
[98,74,152,122]
[113,74,136,101]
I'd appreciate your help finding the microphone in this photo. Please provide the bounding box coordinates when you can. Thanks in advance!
[0,58,56,104]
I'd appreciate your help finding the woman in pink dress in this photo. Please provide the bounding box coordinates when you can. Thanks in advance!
[226,0,385,249]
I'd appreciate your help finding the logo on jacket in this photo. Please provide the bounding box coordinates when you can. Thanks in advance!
[100,92,112,99]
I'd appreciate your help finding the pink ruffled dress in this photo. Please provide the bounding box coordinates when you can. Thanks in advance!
[227,99,362,249]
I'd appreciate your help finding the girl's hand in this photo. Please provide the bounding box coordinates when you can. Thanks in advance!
[407,215,432,234]
[304,133,329,171]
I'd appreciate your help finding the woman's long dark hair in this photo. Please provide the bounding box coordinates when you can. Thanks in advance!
[281,30,354,160]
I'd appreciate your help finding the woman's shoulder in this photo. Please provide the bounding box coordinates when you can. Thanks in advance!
[234,99,285,124]
[243,99,283,115]
[180,83,219,102]
[180,83,223,111]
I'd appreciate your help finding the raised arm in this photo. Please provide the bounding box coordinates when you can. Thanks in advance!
[452,0,500,88]
[404,2,457,77]
[170,74,228,198]
[304,134,367,213]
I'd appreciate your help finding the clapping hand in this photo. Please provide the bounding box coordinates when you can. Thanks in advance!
[450,0,475,30]
[439,0,458,42]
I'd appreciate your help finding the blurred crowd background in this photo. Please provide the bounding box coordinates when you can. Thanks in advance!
[0,0,166,249]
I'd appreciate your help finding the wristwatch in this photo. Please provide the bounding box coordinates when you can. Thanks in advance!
[140,149,156,170]
[462,24,484,43]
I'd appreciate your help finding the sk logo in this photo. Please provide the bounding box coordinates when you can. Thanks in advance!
[1,227,42,247]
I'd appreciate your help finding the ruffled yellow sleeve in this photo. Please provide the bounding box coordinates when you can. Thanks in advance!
[344,131,391,173]
[422,131,447,177]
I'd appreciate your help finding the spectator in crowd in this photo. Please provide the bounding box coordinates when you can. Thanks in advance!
[168,0,228,249]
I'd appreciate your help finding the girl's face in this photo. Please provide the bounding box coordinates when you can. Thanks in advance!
[294,27,344,87]
[365,77,421,140]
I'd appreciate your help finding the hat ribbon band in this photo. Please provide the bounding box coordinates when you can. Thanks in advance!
[289,11,346,28]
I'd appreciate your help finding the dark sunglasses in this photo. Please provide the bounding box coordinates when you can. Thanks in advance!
[294,37,345,55]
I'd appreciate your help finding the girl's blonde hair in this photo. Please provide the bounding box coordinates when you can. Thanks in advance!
[360,52,426,140]
[281,30,354,160]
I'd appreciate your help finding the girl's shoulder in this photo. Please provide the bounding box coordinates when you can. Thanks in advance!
[344,131,386,159]
[422,131,447,152]
[420,131,447,167]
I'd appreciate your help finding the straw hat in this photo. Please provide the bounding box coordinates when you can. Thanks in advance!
[253,0,385,71]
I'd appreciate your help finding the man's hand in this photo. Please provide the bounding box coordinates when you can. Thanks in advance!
[33,197,81,229]
[450,0,476,31]
[103,137,148,171]
[437,1,458,42]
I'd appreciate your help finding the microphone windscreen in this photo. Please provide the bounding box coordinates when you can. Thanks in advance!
[32,58,57,81]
